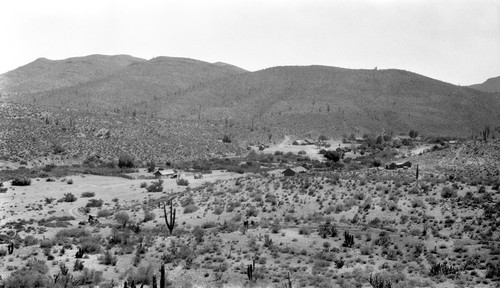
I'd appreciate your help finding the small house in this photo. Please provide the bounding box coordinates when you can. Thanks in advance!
[154,169,175,178]
[385,161,412,170]
[304,138,316,145]
[282,166,308,176]
[385,163,398,170]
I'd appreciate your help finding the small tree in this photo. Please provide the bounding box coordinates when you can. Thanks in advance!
[147,180,164,192]
[324,151,341,162]
[115,211,130,228]
[118,155,135,168]
[222,134,232,143]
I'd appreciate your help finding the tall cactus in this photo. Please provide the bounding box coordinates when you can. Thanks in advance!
[247,259,256,281]
[7,242,14,254]
[75,248,84,258]
[163,202,176,235]
[343,231,354,248]
[283,271,292,288]
[152,274,157,288]
[416,164,419,180]
[160,263,165,288]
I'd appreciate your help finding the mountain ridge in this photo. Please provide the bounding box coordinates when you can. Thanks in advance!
[1,55,498,138]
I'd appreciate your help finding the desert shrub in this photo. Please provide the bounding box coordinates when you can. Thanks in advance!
[98,250,117,266]
[486,261,500,279]
[80,236,102,254]
[118,154,135,168]
[66,178,73,184]
[39,238,55,249]
[143,211,156,222]
[270,221,281,233]
[45,197,56,204]
[146,180,163,192]
[23,235,38,246]
[56,228,91,239]
[222,134,232,143]
[114,212,130,227]
[3,260,50,288]
[140,182,147,188]
[324,151,341,162]
[86,199,104,208]
[97,209,113,218]
[299,227,311,235]
[213,206,224,215]
[181,196,195,207]
[408,186,419,194]
[75,267,103,285]
[192,226,205,243]
[81,192,95,198]
[42,163,56,172]
[318,221,338,238]
[11,177,31,186]
[127,264,156,285]
[52,143,65,154]
[411,198,427,209]
[274,151,283,155]
[73,259,85,271]
[441,186,457,198]
[62,193,77,202]
[183,204,198,214]
[177,178,189,186]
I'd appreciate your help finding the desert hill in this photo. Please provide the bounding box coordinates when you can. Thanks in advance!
[3,56,249,113]
[0,54,146,97]
[2,56,499,139]
[470,76,500,93]
[163,65,500,137]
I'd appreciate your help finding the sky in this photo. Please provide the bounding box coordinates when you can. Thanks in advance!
[1,0,499,85]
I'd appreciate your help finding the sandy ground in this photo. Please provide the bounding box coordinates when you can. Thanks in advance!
[0,170,243,226]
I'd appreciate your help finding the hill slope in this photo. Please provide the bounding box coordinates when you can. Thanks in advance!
[161,66,500,137]
[6,56,249,112]
[0,54,146,97]
[2,57,499,139]
[470,76,500,93]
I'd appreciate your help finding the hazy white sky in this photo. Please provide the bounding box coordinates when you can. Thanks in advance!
[1,0,499,85]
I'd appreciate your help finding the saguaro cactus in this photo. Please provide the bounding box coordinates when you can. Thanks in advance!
[152,274,157,288]
[247,259,256,281]
[343,231,354,248]
[75,248,84,258]
[160,263,165,288]
[416,164,419,180]
[163,202,176,235]
[7,242,14,254]
[283,271,292,288]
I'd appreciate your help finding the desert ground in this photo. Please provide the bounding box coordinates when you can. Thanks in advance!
[1,136,499,288]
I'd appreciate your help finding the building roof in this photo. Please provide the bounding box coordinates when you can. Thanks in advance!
[154,169,175,175]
